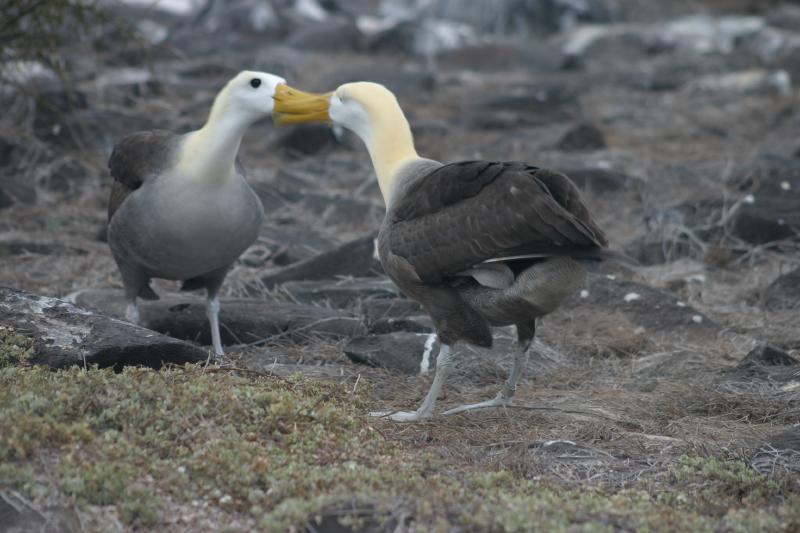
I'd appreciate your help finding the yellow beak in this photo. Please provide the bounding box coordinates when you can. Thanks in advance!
[273,84,332,125]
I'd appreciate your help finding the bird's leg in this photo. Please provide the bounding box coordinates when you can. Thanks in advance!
[202,268,229,358]
[443,321,535,416]
[206,295,224,357]
[371,343,453,422]
[125,299,140,325]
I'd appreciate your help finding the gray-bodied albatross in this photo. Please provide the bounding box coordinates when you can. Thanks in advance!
[107,70,287,356]
[272,82,609,421]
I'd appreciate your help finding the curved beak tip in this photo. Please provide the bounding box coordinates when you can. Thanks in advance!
[273,84,332,125]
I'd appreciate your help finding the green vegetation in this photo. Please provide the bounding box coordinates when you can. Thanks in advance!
[1,1,103,67]
[0,326,34,367]
[0,364,797,531]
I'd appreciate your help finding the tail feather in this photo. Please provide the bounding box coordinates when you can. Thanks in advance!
[484,247,637,265]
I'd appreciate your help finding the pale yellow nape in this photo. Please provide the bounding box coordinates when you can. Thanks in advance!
[172,73,254,184]
[338,82,421,204]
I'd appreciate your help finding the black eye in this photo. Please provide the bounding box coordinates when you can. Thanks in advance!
[250,78,261,89]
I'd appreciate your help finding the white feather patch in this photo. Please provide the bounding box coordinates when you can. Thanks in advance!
[419,333,437,375]
[457,262,514,289]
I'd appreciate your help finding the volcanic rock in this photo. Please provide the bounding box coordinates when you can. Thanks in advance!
[0,288,207,369]
[344,332,439,375]
[72,289,365,347]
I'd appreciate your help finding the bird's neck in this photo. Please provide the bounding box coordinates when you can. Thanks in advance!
[362,106,419,205]
[177,96,251,183]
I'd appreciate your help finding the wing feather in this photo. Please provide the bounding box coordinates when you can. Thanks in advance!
[107,130,179,221]
[385,161,607,283]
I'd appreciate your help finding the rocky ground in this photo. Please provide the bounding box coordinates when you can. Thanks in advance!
[1,0,799,531]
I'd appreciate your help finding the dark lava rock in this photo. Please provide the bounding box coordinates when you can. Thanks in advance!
[323,66,435,98]
[39,158,91,196]
[258,223,337,266]
[0,237,87,258]
[559,167,639,194]
[33,87,88,136]
[766,5,800,32]
[270,124,339,156]
[751,425,800,477]
[258,232,382,288]
[435,0,613,35]
[361,297,423,322]
[0,490,81,533]
[280,278,400,308]
[765,427,800,452]
[729,155,800,244]
[297,192,384,229]
[363,19,416,54]
[762,268,800,311]
[0,136,37,208]
[464,84,579,130]
[73,289,364,346]
[369,315,434,335]
[739,344,798,368]
[360,298,431,333]
[725,344,799,383]
[0,288,206,369]
[624,233,692,266]
[437,43,564,73]
[0,173,36,209]
[286,18,362,51]
[563,275,720,342]
[251,183,294,213]
[556,124,607,152]
[254,184,384,231]
[344,332,439,375]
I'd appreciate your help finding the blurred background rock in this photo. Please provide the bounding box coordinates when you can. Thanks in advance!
[0,0,798,362]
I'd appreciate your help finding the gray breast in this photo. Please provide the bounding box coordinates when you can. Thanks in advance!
[108,174,264,280]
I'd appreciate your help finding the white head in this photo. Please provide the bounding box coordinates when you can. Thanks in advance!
[273,82,418,203]
[208,70,286,125]
[179,70,286,180]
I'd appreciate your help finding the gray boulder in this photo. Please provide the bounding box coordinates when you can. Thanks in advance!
[0,288,207,369]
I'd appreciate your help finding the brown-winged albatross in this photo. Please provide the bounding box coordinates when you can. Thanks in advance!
[272,82,608,421]
[107,70,287,356]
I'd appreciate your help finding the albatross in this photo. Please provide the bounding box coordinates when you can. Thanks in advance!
[107,70,287,356]
[273,82,608,421]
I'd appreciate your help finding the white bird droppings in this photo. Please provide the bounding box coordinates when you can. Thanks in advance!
[419,333,437,375]
[743,194,755,204]
[580,289,590,298]
[624,292,641,302]
[692,315,703,323]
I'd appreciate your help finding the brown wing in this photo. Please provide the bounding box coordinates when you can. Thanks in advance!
[107,130,179,221]
[386,161,608,283]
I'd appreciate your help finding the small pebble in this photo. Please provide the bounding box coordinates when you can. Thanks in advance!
[580,289,589,298]
[691,315,703,323]
[743,194,755,204]
[624,292,641,302]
